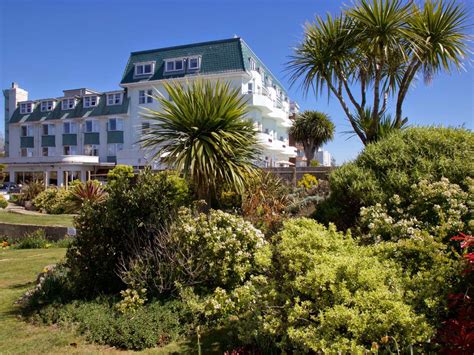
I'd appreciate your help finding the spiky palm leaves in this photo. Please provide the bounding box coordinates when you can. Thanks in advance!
[289,0,469,144]
[289,111,335,166]
[140,80,260,204]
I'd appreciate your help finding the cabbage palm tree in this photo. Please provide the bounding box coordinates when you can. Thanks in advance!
[289,0,469,144]
[289,111,335,166]
[140,80,260,205]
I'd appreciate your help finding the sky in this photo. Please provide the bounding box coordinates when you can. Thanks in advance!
[1,0,473,163]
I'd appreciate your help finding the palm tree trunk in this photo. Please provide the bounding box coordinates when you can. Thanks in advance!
[304,143,315,167]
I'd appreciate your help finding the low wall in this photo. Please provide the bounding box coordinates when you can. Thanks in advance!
[263,166,333,186]
[0,222,75,241]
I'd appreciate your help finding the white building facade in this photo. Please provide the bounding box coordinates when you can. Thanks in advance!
[2,38,297,185]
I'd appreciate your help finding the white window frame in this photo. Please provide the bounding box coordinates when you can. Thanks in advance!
[84,144,99,156]
[19,102,33,114]
[83,95,98,108]
[63,145,77,156]
[62,98,75,110]
[134,61,155,76]
[107,93,123,106]
[138,90,153,104]
[42,124,55,136]
[188,56,201,70]
[107,118,123,131]
[249,58,257,71]
[63,122,77,134]
[164,58,185,73]
[40,100,54,112]
[20,125,34,137]
[84,119,99,133]
[21,148,34,157]
[107,143,123,156]
[42,147,55,157]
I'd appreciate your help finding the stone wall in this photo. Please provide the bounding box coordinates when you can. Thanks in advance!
[263,166,333,186]
[0,222,75,241]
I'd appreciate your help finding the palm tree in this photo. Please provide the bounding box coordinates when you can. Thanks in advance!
[139,80,260,205]
[288,0,469,144]
[289,111,335,167]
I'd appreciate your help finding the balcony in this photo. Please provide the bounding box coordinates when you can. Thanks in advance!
[244,92,274,113]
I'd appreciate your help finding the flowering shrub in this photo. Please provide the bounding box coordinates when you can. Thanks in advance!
[297,173,318,189]
[116,288,147,314]
[189,218,433,352]
[0,195,8,209]
[315,127,474,230]
[360,178,472,243]
[120,207,269,296]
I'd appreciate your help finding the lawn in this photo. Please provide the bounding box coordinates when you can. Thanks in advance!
[0,248,224,354]
[0,210,74,227]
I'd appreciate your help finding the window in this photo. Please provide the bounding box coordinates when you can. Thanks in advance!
[63,145,77,155]
[164,59,184,72]
[63,122,77,134]
[138,90,153,104]
[62,98,76,110]
[108,118,123,131]
[107,143,123,156]
[42,147,55,157]
[188,56,200,70]
[19,102,33,114]
[84,120,99,133]
[84,144,99,156]
[42,124,55,136]
[40,100,54,112]
[21,148,34,157]
[134,62,155,76]
[142,122,150,134]
[21,125,34,137]
[249,58,256,71]
[248,82,253,93]
[107,93,123,106]
[83,96,98,108]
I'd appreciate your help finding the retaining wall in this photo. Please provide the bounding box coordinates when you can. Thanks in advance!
[0,222,75,241]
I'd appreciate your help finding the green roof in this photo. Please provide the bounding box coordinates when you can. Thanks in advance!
[120,37,287,95]
[9,93,129,124]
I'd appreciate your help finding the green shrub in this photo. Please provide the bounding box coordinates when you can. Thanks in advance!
[68,180,107,210]
[0,195,8,209]
[120,207,269,296]
[315,127,474,230]
[15,230,49,249]
[66,169,191,296]
[359,178,473,243]
[19,180,45,203]
[33,187,72,214]
[31,298,192,350]
[196,219,434,352]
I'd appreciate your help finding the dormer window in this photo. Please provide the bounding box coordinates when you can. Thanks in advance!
[107,93,123,106]
[62,98,76,110]
[249,58,257,71]
[188,56,201,70]
[41,100,55,112]
[164,58,184,73]
[134,62,155,77]
[19,102,33,114]
[83,95,98,108]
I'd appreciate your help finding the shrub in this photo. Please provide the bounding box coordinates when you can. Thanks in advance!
[68,180,107,210]
[195,219,434,352]
[120,207,269,296]
[241,171,291,235]
[66,169,191,296]
[359,178,473,243]
[31,298,193,351]
[315,127,474,230]
[19,180,45,203]
[15,230,49,249]
[297,173,318,189]
[0,195,8,209]
[33,187,72,214]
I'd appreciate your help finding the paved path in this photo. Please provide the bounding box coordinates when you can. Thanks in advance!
[5,203,45,216]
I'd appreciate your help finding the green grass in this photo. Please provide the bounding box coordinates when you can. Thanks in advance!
[0,210,74,227]
[0,248,226,354]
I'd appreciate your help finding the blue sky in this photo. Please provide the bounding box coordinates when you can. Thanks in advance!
[1,0,472,163]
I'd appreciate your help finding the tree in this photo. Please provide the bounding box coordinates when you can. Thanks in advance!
[289,111,335,166]
[140,80,260,205]
[289,0,469,144]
